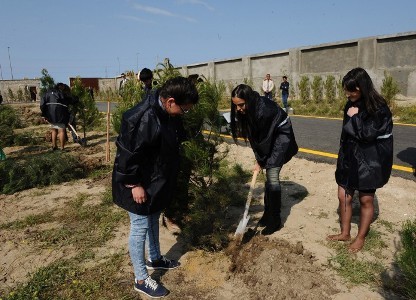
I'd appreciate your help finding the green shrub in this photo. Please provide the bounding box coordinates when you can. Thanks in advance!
[0,152,85,194]
[395,105,416,123]
[7,88,15,102]
[311,75,323,103]
[324,75,336,103]
[397,219,416,299]
[297,76,310,104]
[0,105,22,147]
[39,68,55,97]
[70,78,102,137]
[381,71,400,111]
[111,72,147,133]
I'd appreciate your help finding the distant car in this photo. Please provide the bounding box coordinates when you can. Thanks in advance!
[203,111,231,135]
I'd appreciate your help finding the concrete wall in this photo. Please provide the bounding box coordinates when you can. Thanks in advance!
[0,79,41,102]
[2,31,415,102]
[178,31,416,99]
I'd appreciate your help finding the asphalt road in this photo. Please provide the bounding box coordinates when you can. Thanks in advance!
[221,114,415,180]
[96,102,415,180]
[290,116,415,167]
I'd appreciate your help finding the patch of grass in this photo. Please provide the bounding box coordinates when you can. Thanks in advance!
[396,219,416,299]
[377,219,395,233]
[317,211,329,219]
[0,211,55,230]
[395,105,416,124]
[327,228,388,285]
[0,152,85,194]
[86,164,112,180]
[364,229,387,258]
[1,253,135,300]
[328,243,384,285]
[32,192,124,249]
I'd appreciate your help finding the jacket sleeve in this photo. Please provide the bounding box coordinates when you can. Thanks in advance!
[114,110,160,185]
[40,93,48,119]
[343,105,392,142]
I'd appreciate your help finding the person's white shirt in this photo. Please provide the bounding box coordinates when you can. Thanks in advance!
[262,77,274,93]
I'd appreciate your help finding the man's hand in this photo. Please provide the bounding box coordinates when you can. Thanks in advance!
[131,186,147,204]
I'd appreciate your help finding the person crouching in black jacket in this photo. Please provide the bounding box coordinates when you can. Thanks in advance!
[230,84,298,235]
[327,67,393,253]
[112,77,198,298]
[40,83,78,151]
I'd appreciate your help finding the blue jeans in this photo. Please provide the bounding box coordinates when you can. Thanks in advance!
[282,94,288,108]
[128,211,162,281]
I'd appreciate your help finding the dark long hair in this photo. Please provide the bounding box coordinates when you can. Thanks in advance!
[230,84,260,142]
[342,67,387,114]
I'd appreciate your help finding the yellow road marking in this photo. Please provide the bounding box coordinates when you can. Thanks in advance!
[203,130,414,174]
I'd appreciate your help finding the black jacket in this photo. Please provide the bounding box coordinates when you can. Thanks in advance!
[112,91,184,215]
[248,97,298,168]
[335,100,393,190]
[40,88,76,124]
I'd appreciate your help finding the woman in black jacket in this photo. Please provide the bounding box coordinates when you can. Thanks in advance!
[327,68,393,253]
[230,84,298,235]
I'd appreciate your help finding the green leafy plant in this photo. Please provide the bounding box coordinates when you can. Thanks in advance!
[71,77,102,138]
[39,68,55,97]
[381,71,400,111]
[297,76,310,104]
[111,71,146,133]
[7,88,15,102]
[324,75,336,103]
[311,75,323,103]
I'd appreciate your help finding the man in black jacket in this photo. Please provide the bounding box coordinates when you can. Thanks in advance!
[112,76,198,298]
[40,83,77,150]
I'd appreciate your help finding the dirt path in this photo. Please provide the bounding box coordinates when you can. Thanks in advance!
[1,139,415,299]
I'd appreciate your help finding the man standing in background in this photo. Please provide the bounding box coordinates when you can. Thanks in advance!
[262,74,274,100]
[280,76,290,110]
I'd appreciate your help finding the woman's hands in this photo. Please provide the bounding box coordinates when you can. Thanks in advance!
[347,106,359,117]
[253,162,262,173]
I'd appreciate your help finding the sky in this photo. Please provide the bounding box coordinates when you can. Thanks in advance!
[0,0,415,84]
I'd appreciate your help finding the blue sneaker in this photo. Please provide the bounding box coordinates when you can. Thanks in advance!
[134,276,169,298]
[146,256,180,270]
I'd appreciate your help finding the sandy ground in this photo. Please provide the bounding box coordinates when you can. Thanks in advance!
[1,135,415,299]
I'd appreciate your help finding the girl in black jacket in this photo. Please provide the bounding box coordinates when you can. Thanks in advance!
[327,68,393,252]
[230,84,298,235]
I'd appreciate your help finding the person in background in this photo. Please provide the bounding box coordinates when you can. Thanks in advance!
[327,67,393,253]
[279,76,290,110]
[139,68,154,99]
[230,84,298,235]
[119,73,129,95]
[40,83,78,151]
[262,73,274,100]
[112,77,199,298]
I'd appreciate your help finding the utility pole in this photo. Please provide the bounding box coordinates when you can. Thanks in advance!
[8,47,14,80]
[117,57,120,75]
[0,63,3,80]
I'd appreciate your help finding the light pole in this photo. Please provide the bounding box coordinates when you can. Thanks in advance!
[8,47,14,80]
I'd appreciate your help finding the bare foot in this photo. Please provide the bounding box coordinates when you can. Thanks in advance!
[348,237,365,253]
[326,234,351,241]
